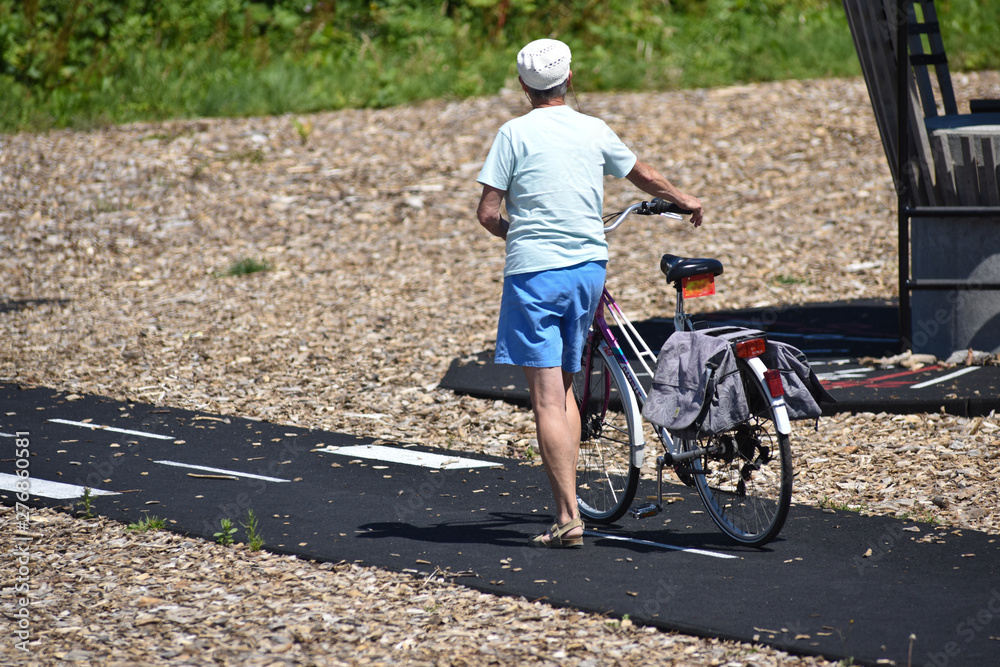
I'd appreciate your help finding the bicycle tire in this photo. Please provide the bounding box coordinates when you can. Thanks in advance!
[574,340,641,524]
[684,359,793,546]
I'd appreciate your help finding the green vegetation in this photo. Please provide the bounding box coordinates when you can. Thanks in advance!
[2,0,998,132]
[818,496,866,512]
[772,274,808,286]
[75,487,95,518]
[214,517,238,546]
[898,508,940,525]
[212,511,264,548]
[127,514,166,532]
[240,509,265,551]
[222,257,273,278]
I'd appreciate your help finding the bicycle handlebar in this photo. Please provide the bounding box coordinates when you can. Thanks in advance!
[604,198,692,232]
[645,198,693,216]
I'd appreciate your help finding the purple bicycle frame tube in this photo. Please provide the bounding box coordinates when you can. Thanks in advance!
[594,288,630,369]
[581,288,628,415]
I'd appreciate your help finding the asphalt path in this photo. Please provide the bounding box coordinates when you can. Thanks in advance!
[3,382,1000,667]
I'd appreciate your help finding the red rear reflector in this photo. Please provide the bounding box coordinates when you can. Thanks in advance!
[734,338,766,358]
[682,273,715,298]
[764,369,785,397]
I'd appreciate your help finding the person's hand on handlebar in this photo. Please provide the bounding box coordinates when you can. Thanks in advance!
[674,193,704,228]
[625,160,704,228]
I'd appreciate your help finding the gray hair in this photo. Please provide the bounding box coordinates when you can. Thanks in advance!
[526,79,569,103]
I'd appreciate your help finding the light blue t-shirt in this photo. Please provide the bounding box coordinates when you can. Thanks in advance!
[477,105,637,276]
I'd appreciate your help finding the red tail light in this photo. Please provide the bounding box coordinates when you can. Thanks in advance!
[764,369,785,397]
[734,338,766,358]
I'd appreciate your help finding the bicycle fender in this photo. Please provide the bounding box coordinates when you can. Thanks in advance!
[632,440,646,468]
[598,342,646,468]
[745,357,792,435]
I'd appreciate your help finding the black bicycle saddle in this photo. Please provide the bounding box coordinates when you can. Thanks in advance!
[659,254,724,283]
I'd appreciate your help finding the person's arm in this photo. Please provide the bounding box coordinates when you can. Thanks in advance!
[477,184,509,239]
[625,160,704,227]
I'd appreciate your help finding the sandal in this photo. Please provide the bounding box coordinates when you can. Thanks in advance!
[530,517,584,548]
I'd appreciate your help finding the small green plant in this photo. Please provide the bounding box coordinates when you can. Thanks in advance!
[223,257,272,277]
[773,274,807,286]
[240,509,265,551]
[145,132,175,142]
[94,198,121,213]
[214,518,237,546]
[818,496,867,513]
[292,117,313,145]
[227,148,265,163]
[127,514,166,532]
[898,509,940,525]
[76,487,95,518]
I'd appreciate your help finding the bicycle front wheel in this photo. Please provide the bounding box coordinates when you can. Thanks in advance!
[574,341,641,524]
[684,360,793,546]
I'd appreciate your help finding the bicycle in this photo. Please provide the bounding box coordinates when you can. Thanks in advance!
[574,199,793,547]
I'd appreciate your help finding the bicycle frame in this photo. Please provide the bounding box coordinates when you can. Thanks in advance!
[582,271,792,475]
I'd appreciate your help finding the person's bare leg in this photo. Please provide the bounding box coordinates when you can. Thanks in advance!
[524,366,583,541]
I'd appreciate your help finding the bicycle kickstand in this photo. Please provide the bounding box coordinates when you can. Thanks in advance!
[629,455,667,519]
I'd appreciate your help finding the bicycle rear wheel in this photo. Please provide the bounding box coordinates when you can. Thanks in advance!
[684,360,792,546]
[574,340,641,524]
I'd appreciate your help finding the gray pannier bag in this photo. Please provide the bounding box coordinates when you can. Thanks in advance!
[642,331,749,439]
[758,340,836,420]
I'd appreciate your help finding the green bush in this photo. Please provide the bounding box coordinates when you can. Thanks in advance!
[0,0,997,132]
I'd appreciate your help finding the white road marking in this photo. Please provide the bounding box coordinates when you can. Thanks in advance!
[319,444,502,469]
[0,473,118,500]
[0,432,17,438]
[814,367,875,382]
[48,419,175,440]
[584,530,739,559]
[154,460,290,483]
[910,366,981,389]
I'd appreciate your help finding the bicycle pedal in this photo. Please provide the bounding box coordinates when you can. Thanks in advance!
[630,503,660,519]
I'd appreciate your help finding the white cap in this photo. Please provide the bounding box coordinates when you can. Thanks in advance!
[516,39,571,91]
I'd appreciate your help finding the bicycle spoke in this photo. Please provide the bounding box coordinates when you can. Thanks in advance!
[691,373,792,546]
[574,341,640,523]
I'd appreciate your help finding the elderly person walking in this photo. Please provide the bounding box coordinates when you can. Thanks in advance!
[476,38,703,548]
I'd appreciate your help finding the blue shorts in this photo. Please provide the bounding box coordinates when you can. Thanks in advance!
[495,261,606,373]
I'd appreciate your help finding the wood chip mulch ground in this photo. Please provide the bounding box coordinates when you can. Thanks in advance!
[2,71,999,665]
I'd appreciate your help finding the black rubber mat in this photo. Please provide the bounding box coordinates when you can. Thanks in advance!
[697,299,902,359]
[441,300,1000,417]
[3,382,999,667]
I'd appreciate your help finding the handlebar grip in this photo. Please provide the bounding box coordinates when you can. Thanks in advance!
[647,198,693,216]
